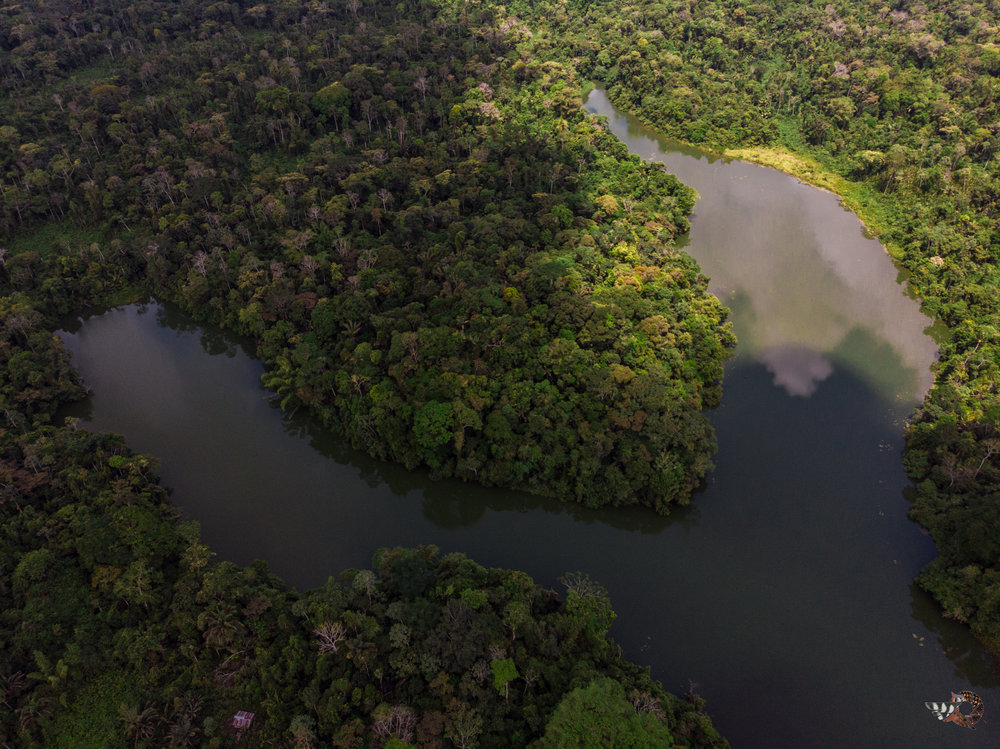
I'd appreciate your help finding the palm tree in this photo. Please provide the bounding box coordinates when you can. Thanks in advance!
[119,703,159,748]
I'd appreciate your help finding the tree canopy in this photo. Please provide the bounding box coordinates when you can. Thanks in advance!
[0,0,733,513]
[0,0,735,745]
[497,0,1000,655]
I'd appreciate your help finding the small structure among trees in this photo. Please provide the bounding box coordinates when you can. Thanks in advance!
[232,711,255,740]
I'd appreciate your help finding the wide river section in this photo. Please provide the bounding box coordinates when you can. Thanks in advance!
[57,89,999,747]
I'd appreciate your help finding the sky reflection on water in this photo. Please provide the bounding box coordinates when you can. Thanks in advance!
[585,88,938,403]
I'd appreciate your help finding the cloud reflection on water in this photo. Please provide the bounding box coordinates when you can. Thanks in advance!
[759,345,834,397]
[585,88,938,405]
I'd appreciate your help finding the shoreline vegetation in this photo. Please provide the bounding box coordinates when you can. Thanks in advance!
[600,87,913,266]
[721,146,903,254]
[5,0,1000,742]
[513,0,1000,658]
[0,0,732,745]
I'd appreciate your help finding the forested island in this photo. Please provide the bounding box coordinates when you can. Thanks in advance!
[3,0,1000,745]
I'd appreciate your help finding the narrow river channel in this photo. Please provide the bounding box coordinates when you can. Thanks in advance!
[57,90,999,747]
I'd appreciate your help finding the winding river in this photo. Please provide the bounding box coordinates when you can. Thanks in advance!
[56,90,999,747]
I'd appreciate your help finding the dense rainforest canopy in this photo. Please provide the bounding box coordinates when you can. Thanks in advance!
[0,0,733,512]
[5,0,1000,742]
[498,0,1000,654]
[0,0,733,746]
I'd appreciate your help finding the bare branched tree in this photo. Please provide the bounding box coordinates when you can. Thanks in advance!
[313,621,346,653]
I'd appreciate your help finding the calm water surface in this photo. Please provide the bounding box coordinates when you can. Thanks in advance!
[57,91,998,747]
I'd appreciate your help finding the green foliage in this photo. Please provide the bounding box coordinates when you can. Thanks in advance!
[0,0,733,514]
[0,434,726,747]
[0,0,730,745]
[51,671,134,749]
[533,678,673,748]
[4,218,107,259]
[500,0,1000,658]
[414,400,455,453]
[492,657,520,698]
[561,572,617,641]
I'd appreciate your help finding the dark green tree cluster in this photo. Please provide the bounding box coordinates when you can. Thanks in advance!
[499,0,1000,652]
[1,0,733,512]
[0,421,727,747]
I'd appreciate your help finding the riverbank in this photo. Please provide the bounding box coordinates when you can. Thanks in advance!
[595,78,1000,660]
[536,0,1000,660]
[721,145,910,266]
[596,86,912,268]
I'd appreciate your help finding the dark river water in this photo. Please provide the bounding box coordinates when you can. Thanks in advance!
[56,90,999,747]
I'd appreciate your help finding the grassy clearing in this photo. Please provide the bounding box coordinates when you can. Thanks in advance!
[60,58,117,88]
[724,144,844,193]
[6,218,107,257]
